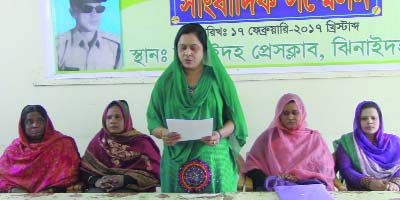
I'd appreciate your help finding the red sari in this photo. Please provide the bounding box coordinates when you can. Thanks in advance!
[0,114,80,192]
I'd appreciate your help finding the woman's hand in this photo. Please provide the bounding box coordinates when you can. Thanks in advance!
[201,131,220,146]
[8,188,29,193]
[95,175,124,192]
[162,131,181,146]
[368,179,388,191]
[279,173,298,182]
[386,181,399,191]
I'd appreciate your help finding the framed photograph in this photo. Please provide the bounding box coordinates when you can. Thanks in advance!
[43,0,123,79]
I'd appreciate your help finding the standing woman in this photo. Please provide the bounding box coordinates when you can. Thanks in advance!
[334,101,400,191]
[81,100,160,192]
[147,23,247,193]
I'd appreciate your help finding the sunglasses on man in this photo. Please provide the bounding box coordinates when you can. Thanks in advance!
[79,5,106,13]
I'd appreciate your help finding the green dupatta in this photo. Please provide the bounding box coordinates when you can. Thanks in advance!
[147,40,248,159]
[334,132,362,172]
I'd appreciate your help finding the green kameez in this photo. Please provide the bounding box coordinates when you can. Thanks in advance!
[334,132,362,172]
[147,40,247,193]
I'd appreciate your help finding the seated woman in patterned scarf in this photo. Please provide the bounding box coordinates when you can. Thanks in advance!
[0,105,81,193]
[81,100,161,192]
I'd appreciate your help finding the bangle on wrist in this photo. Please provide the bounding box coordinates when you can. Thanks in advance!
[152,127,164,139]
[360,176,375,190]
[217,129,223,139]
[389,177,400,189]
[88,175,94,183]
[158,128,164,138]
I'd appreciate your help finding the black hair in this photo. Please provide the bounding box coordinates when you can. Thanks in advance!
[70,0,106,8]
[20,105,47,131]
[174,23,208,54]
[106,100,128,110]
[359,101,382,120]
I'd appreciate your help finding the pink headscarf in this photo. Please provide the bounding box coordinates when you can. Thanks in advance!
[0,107,80,192]
[242,93,335,190]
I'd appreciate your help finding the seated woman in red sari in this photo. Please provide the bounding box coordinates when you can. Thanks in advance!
[242,93,335,191]
[81,100,161,192]
[0,105,80,193]
[334,101,400,191]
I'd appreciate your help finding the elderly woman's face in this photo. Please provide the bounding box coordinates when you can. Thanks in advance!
[177,33,204,71]
[24,111,45,143]
[106,105,125,134]
[279,102,301,130]
[359,107,380,136]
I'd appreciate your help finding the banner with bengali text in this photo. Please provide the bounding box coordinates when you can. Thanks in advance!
[42,0,400,79]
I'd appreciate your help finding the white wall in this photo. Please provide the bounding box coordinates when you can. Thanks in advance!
[1,0,400,157]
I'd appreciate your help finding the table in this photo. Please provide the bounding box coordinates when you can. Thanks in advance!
[1,192,400,200]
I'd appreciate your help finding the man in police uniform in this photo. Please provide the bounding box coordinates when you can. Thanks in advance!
[56,0,121,71]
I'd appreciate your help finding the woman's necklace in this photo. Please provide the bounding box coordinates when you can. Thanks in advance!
[188,85,197,95]
[186,68,202,95]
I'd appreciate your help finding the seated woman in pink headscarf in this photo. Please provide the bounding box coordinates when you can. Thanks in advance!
[242,93,335,191]
[81,100,161,192]
[0,105,81,193]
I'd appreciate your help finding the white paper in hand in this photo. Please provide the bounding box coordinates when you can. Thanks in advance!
[166,118,213,141]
